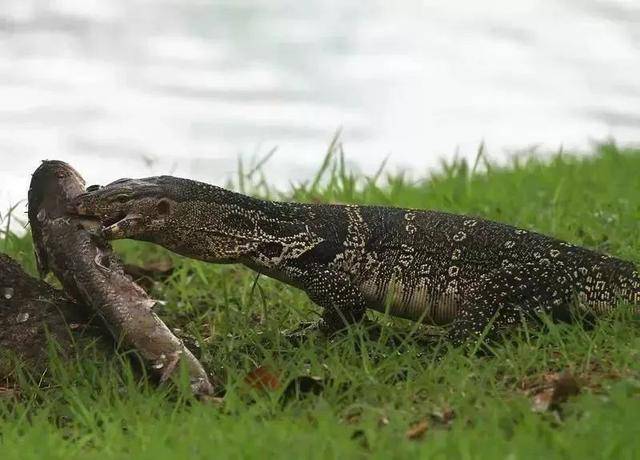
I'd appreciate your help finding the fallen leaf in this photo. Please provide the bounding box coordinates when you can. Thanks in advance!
[431,405,455,425]
[244,366,281,391]
[406,419,429,440]
[531,388,555,412]
[531,370,580,412]
[0,386,19,400]
[552,371,580,401]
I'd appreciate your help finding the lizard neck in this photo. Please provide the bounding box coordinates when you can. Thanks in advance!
[159,183,320,269]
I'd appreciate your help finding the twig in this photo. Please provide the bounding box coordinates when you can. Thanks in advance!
[27,161,215,396]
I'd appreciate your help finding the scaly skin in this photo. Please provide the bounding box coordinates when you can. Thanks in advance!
[68,176,640,345]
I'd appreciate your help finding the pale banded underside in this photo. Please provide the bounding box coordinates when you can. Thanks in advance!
[359,274,461,325]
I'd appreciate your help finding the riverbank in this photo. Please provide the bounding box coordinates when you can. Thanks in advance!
[1,143,639,459]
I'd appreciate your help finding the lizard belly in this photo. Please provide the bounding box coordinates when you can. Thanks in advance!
[359,276,460,325]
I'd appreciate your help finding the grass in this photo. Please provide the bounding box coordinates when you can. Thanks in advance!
[2,142,640,459]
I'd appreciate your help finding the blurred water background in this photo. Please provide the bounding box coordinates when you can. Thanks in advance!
[1,0,639,213]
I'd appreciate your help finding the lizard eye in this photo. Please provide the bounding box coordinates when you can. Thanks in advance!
[112,194,130,204]
[156,198,172,215]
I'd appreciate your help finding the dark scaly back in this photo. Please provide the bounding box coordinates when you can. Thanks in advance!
[293,204,640,322]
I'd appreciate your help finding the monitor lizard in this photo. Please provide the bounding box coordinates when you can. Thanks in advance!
[67,176,640,346]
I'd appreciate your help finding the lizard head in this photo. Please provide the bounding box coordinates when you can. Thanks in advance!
[68,177,177,240]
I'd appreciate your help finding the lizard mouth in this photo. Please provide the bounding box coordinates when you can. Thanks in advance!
[102,212,145,239]
[103,211,128,228]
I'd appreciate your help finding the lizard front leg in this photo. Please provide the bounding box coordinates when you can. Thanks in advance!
[303,268,368,335]
[447,263,575,347]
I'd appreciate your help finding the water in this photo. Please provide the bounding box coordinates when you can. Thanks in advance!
[1,0,639,214]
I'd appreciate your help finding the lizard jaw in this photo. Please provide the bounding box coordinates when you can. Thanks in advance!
[103,213,144,239]
[102,211,128,227]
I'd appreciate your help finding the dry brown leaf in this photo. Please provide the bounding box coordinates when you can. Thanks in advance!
[0,386,19,400]
[531,388,555,412]
[431,405,455,425]
[406,419,429,440]
[244,366,281,391]
[552,371,580,401]
[531,370,580,412]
